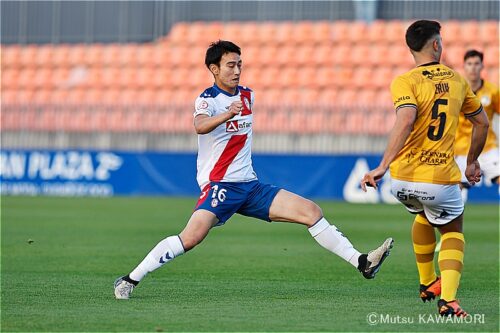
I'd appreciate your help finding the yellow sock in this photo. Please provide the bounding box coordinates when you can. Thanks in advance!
[439,232,465,301]
[412,214,437,285]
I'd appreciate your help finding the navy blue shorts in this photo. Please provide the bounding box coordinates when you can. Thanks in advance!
[194,180,281,226]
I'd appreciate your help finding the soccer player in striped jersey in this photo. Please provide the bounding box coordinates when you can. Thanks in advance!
[455,49,499,200]
[361,20,489,317]
[114,40,393,300]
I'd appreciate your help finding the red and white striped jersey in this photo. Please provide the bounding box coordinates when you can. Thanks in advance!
[193,84,257,189]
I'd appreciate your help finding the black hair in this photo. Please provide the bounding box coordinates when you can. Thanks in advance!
[405,20,441,52]
[464,49,484,62]
[205,40,241,69]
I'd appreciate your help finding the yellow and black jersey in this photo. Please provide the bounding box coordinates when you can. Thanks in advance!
[455,79,499,156]
[390,62,483,185]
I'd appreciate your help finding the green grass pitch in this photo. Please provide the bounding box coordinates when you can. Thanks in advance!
[1,196,498,332]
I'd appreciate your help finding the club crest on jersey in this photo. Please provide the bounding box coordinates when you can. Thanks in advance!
[481,95,491,107]
[211,199,218,207]
[196,100,209,110]
[226,120,239,132]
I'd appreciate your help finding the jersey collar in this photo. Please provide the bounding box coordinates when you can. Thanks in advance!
[213,83,239,97]
[418,61,440,67]
[473,79,484,94]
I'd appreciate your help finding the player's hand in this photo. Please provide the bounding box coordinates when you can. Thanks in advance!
[465,160,481,186]
[227,101,243,118]
[360,166,387,192]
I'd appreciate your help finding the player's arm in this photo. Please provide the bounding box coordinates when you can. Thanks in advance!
[361,106,417,191]
[464,108,489,185]
[194,101,242,134]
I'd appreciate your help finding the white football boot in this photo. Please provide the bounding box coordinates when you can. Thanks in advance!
[114,276,135,299]
[358,237,394,279]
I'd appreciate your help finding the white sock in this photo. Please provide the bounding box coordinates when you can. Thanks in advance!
[129,235,185,282]
[308,217,361,267]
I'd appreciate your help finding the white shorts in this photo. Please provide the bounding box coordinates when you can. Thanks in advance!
[455,148,500,185]
[390,179,464,226]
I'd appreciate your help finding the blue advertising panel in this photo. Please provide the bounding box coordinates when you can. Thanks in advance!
[1,150,498,203]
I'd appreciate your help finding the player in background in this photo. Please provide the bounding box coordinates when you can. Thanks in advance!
[455,49,499,200]
[114,40,393,300]
[361,20,489,317]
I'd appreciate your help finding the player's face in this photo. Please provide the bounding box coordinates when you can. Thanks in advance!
[463,56,483,82]
[213,52,242,93]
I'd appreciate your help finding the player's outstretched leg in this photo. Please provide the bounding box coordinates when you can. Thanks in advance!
[114,210,217,299]
[412,214,440,302]
[114,235,185,299]
[269,190,393,279]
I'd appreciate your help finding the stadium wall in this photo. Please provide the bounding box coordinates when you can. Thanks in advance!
[1,149,498,203]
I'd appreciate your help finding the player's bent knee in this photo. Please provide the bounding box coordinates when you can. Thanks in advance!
[301,200,323,226]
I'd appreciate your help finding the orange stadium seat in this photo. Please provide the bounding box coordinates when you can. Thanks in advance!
[274,22,294,45]
[295,45,315,66]
[330,44,350,62]
[317,89,338,105]
[352,67,374,89]
[17,69,36,90]
[326,112,346,134]
[442,21,461,45]
[1,90,17,105]
[32,68,54,89]
[460,21,480,45]
[348,21,368,44]
[135,45,154,67]
[84,89,105,105]
[67,45,86,67]
[356,90,377,107]
[221,23,239,42]
[169,23,189,46]
[312,21,332,43]
[301,89,321,104]
[296,66,317,89]
[481,21,499,43]
[350,44,372,66]
[1,69,19,90]
[345,112,365,134]
[18,45,38,69]
[485,45,499,67]
[275,67,300,89]
[243,68,260,89]
[2,46,21,69]
[331,21,349,44]
[293,21,315,45]
[372,67,393,90]
[336,89,357,108]
[314,44,333,67]
[51,45,70,68]
[84,45,103,67]
[384,20,406,44]
[442,45,463,69]
[332,67,353,89]
[238,22,259,46]
[368,44,388,67]
[184,22,206,46]
[257,22,278,45]
[101,44,121,67]
[366,20,386,44]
